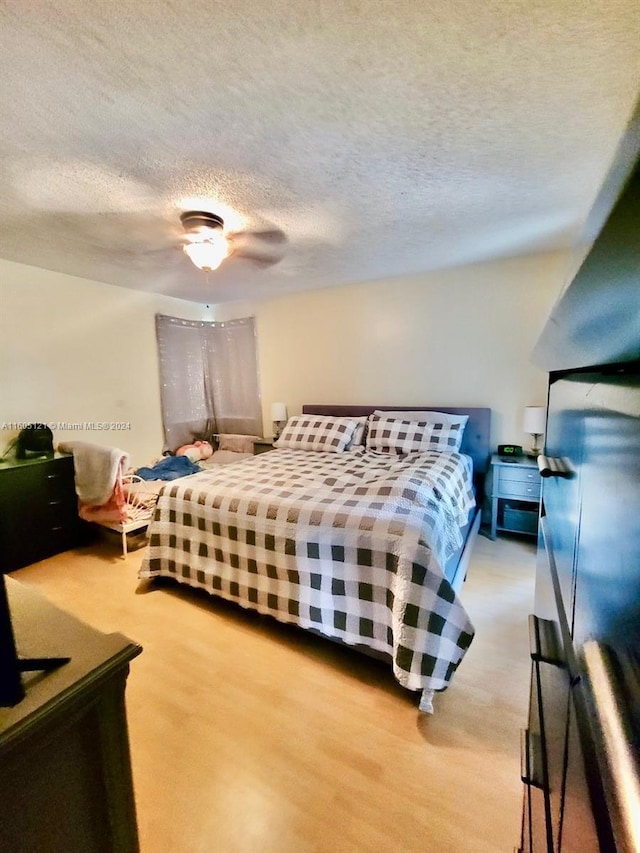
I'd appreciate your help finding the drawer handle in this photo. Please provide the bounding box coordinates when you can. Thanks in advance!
[520,729,546,790]
[537,455,572,478]
[540,519,581,685]
[50,525,65,532]
[528,614,565,667]
[48,499,62,506]
[46,474,61,480]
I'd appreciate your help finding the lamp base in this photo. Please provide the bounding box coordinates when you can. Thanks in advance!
[526,434,543,458]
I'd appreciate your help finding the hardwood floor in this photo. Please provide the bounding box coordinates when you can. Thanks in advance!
[10,532,535,852]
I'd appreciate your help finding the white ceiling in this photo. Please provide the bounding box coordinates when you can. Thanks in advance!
[0,1,639,304]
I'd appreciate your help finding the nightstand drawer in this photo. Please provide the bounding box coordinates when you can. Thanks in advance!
[253,439,274,455]
[499,479,541,500]
[498,465,541,485]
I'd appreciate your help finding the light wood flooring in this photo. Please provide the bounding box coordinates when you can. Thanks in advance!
[10,532,535,853]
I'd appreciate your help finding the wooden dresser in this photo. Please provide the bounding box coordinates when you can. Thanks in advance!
[0,578,142,853]
[519,136,640,850]
[0,453,86,573]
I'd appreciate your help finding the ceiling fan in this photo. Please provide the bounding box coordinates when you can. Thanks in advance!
[178,210,286,271]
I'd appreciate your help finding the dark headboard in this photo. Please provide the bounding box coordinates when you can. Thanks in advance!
[302,404,492,498]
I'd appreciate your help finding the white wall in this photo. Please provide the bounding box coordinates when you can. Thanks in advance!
[0,259,210,465]
[214,251,572,449]
[0,250,571,467]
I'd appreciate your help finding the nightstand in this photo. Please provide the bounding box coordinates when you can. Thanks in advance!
[253,438,275,455]
[489,454,541,540]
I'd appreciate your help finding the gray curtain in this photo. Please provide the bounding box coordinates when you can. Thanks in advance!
[156,314,262,451]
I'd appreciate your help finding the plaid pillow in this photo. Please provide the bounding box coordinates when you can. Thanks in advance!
[373,409,469,429]
[275,416,361,452]
[366,414,465,454]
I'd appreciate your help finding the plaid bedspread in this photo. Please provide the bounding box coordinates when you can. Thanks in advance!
[139,448,476,693]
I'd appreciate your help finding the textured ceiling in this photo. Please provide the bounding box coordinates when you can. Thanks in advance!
[0,1,639,304]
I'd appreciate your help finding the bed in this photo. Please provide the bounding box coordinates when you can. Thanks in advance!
[139,405,491,711]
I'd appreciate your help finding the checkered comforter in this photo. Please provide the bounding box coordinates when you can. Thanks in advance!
[139,448,476,693]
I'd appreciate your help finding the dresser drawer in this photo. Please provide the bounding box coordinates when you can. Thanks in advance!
[42,469,74,499]
[42,498,81,536]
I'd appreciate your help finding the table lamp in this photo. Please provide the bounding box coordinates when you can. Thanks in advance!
[523,406,546,457]
[270,402,288,438]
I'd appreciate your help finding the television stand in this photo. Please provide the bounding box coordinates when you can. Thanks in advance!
[0,577,142,852]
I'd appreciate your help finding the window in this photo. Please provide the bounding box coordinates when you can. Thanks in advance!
[156,314,262,450]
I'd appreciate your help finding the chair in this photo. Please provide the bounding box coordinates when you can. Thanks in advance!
[98,474,158,558]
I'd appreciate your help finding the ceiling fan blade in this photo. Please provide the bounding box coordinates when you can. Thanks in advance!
[231,248,283,267]
[228,228,287,245]
[115,244,186,272]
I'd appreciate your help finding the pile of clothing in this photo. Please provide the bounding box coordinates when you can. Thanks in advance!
[135,454,202,481]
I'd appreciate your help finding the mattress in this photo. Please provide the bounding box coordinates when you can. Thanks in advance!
[139,447,476,695]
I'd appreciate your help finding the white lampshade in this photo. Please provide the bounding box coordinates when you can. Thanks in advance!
[523,406,546,435]
[270,402,288,423]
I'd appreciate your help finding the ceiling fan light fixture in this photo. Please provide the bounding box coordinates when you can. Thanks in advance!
[182,232,229,271]
[180,210,229,271]
[177,209,284,272]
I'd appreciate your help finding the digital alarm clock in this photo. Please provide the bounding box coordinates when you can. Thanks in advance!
[497,444,523,462]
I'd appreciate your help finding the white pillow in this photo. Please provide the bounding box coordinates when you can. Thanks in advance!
[366,414,466,454]
[275,415,361,452]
